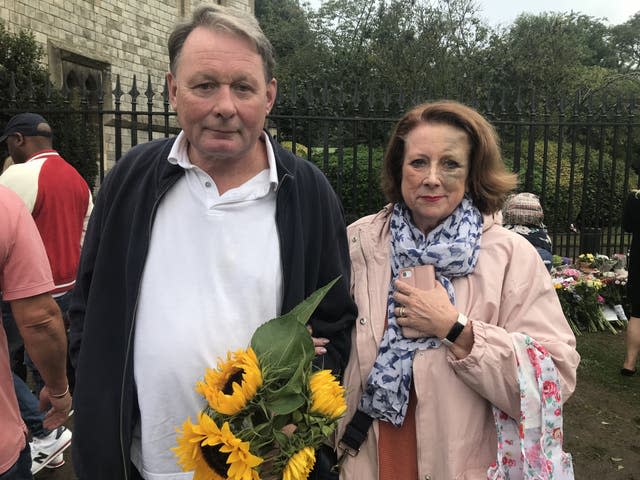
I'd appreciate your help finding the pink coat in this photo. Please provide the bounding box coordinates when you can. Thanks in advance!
[338,205,580,480]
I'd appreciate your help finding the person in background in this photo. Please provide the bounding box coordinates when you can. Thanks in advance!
[2,156,13,173]
[68,5,356,480]
[0,185,71,480]
[0,112,93,393]
[502,192,553,272]
[338,101,579,479]
[0,113,90,472]
[621,189,640,376]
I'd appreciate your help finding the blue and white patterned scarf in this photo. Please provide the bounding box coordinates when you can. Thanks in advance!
[359,196,483,426]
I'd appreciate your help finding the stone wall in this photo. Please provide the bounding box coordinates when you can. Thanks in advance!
[0,0,253,96]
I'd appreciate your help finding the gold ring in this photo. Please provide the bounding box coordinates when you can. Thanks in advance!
[399,306,405,317]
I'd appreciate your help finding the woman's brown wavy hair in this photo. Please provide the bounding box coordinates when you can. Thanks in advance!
[380,100,517,214]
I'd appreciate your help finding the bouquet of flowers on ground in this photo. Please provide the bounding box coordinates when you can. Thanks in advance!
[599,271,628,307]
[173,279,346,480]
[591,254,619,272]
[552,268,616,335]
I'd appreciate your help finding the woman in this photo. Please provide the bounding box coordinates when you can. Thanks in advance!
[502,192,553,271]
[621,190,640,376]
[338,101,580,479]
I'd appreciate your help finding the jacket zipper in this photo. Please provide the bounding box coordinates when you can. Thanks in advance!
[120,178,178,480]
[274,172,292,309]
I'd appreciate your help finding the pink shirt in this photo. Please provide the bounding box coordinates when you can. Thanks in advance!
[0,185,54,474]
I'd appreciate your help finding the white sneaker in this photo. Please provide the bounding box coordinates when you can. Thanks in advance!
[45,453,65,469]
[30,426,72,474]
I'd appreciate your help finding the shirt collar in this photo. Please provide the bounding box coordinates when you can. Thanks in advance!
[167,131,278,189]
[27,149,58,162]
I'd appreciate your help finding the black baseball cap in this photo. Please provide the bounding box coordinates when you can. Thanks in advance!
[0,113,52,142]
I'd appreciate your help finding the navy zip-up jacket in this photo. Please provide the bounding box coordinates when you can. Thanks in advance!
[68,133,357,479]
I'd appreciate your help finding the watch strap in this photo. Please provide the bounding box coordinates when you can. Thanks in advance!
[441,313,468,347]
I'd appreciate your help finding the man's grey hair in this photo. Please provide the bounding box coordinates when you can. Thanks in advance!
[168,4,276,81]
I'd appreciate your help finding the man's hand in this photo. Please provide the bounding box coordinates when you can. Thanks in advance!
[39,386,72,430]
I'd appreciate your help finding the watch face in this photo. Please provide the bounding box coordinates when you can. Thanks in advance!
[445,317,466,344]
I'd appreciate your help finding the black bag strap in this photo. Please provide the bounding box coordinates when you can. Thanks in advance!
[332,409,374,472]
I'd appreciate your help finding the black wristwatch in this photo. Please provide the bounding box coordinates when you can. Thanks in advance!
[441,313,468,347]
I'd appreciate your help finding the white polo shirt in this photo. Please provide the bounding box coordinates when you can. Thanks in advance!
[131,132,282,479]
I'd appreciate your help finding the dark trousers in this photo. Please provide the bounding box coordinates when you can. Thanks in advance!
[13,373,48,437]
[0,446,33,480]
[130,463,144,480]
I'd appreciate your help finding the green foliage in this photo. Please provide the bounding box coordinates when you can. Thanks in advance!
[308,145,387,220]
[0,21,98,190]
[255,0,329,85]
[504,138,635,230]
[279,140,309,158]
[0,22,49,98]
[609,12,640,71]
[489,13,615,99]
[257,1,639,107]
[251,277,338,414]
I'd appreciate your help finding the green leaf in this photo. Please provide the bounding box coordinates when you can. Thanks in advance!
[250,277,340,375]
[272,429,289,446]
[264,357,309,415]
[277,277,341,327]
[268,392,306,416]
[253,321,314,377]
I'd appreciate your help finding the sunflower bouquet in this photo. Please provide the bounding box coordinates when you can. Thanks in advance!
[174,279,346,480]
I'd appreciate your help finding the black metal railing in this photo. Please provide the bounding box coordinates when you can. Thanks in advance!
[2,75,639,260]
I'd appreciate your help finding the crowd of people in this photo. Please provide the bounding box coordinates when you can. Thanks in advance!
[5,3,637,480]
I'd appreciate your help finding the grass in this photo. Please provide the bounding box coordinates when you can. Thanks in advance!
[564,328,640,478]
[575,328,638,397]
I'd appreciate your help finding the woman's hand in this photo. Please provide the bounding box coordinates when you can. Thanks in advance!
[392,279,458,339]
[307,325,329,355]
[393,279,475,358]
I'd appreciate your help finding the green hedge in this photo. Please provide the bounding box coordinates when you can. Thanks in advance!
[504,139,634,230]
[308,145,386,222]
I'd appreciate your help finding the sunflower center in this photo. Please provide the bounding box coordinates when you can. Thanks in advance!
[201,444,229,476]
[222,368,245,395]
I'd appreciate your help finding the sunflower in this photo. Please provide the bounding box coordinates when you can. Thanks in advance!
[282,446,316,480]
[309,370,347,419]
[173,413,225,480]
[196,348,263,415]
[208,422,263,480]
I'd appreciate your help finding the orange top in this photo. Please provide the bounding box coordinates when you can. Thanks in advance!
[378,385,418,480]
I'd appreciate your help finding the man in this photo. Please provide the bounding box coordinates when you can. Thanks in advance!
[0,113,91,472]
[0,113,93,321]
[69,5,357,480]
[0,185,72,479]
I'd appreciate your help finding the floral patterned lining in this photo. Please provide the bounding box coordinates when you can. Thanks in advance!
[488,333,574,479]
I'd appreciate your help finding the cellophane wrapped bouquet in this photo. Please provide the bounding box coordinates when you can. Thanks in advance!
[173,279,346,480]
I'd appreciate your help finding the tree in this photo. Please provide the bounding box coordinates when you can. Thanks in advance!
[0,22,50,102]
[308,0,379,87]
[255,0,329,86]
[0,21,98,189]
[609,12,640,72]
[481,13,615,100]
